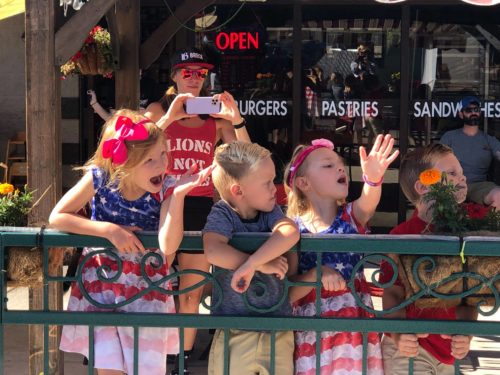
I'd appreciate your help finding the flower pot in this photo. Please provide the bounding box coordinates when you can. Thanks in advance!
[394,233,500,308]
[76,44,111,76]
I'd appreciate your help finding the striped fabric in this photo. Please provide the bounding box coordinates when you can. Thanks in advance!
[60,248,179,375]
[293,204,384,375]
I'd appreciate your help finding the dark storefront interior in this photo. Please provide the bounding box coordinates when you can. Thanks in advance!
[83,0,500,232]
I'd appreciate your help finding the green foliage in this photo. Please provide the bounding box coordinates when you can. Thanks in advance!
[0,185,33,227]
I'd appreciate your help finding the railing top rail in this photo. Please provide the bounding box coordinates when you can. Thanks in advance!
[1,228,499,255]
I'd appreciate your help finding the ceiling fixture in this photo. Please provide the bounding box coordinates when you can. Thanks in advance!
[374,0,407,3]
[461,0,500,5]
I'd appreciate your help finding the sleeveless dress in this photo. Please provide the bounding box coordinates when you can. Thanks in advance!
[59,168,179,375]
[293,203,384,375]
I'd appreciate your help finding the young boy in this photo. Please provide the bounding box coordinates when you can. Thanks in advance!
[380,143,479,375]
[203,141,300,375]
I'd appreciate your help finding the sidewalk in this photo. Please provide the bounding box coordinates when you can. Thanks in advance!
[4,284,500,374]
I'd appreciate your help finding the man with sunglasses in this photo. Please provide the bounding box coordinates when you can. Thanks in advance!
[440,96,500,210]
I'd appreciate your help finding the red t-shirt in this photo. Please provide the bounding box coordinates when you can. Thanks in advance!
[379,211,455,364]
[164,118,216,197]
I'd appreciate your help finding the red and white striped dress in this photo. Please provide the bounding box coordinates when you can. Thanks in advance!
[59,168,179,375]
[293,203,384,375]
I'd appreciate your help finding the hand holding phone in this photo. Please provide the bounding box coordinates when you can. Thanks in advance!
[185,97,221,115]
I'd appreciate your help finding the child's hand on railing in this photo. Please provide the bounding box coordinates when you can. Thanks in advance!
[257,256,288,279]
[441,334,472,360]
[393,333,429,357]
[106,223,145,254]
[320,265,346,291]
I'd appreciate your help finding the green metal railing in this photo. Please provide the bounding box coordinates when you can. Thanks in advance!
[1,228,500,375]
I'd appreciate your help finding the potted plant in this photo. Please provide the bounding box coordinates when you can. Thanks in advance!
[60,26,114,79]
[394,169,500,309]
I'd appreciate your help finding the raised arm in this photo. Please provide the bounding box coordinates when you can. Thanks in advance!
[353,134,399,227]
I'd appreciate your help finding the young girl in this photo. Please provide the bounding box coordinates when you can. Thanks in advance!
[49,109,213,375]
[285,134,399,375]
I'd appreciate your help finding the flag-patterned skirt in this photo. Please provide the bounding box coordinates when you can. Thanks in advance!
[293,276,384,375]
[59,248,179,375]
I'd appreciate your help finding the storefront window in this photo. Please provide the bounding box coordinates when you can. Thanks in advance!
[409,5,500,147]
[300,6,402,152]
[198,4,293,182]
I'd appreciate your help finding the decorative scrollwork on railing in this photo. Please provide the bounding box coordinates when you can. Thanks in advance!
[76,248,223,311]
[349,254,500,317]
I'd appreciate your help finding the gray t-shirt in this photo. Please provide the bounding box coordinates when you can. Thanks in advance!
[202,200,292,316]
[440,129,500,183]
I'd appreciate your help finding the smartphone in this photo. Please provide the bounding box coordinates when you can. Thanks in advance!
[185,97,221,115]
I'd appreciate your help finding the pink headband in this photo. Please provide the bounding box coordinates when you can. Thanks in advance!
[287,138,334,186]
[102,116,150,165]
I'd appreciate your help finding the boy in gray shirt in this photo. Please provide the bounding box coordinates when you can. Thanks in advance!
[203,141,299,375]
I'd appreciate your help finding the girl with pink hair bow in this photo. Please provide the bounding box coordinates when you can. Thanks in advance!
[284,134,399,375]
[49,109,214,375]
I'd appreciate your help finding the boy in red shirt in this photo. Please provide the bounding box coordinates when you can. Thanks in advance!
[380,144,481,374]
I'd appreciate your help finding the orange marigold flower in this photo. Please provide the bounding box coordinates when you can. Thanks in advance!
[419,169,441,186]
[0,183,14,195]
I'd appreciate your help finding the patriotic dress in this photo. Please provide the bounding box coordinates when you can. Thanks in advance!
[59,167,179,375]
[293,203,384,375]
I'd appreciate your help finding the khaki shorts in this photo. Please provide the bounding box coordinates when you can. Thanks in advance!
[382,335,455,375]
[467,181,497,205]
[208,329,294,375]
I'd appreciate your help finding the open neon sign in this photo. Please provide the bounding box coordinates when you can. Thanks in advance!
[215,32,259,50]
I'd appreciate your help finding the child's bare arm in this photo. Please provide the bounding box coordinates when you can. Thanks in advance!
[159,166,215,255]
[204,232,253,270]
[353,134,399,227]
[288,261,346,303]
[231,218,300,292]
[49,172,145,253]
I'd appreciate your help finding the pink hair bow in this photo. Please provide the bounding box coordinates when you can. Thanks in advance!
[102,116,150,165]
[287,138,334,186]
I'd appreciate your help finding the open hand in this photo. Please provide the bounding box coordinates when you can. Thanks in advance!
[107,223,145,254]
[360,134,399,183]
[211,91,243,126]
[173,164,216,197]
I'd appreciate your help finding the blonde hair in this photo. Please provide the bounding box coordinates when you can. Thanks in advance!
[283,144,312,218]
[399,143,453,204]
[84,109,166,192]
[212,141,271,201]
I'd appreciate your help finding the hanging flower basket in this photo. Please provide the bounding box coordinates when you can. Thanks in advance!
[393,170,500,309]
[61,26,114,79]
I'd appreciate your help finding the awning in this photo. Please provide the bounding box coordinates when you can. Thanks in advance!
[0,0,24,21]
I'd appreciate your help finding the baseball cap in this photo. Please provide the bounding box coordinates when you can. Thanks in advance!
[170,48,214,70]
[460,96,481,109]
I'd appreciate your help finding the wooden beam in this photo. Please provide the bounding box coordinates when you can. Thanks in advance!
[55,0,117,66]
[25,0,63,374]
[115,0,140,109]
[106,7,120,69]
[140,0,216,69]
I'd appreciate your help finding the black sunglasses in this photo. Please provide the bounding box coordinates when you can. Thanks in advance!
[463,107,480,113]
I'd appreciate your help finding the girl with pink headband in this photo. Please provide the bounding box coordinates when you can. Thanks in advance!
[50,109,214,375]
[285,134,399,375]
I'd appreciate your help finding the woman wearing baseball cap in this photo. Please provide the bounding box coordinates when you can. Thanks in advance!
[144,48,250,375]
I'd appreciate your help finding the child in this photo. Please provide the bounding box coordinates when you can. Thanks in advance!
[203,141,300,375]
[285,134,399,375]
[49,110,213,375]
[379,144,478,375]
